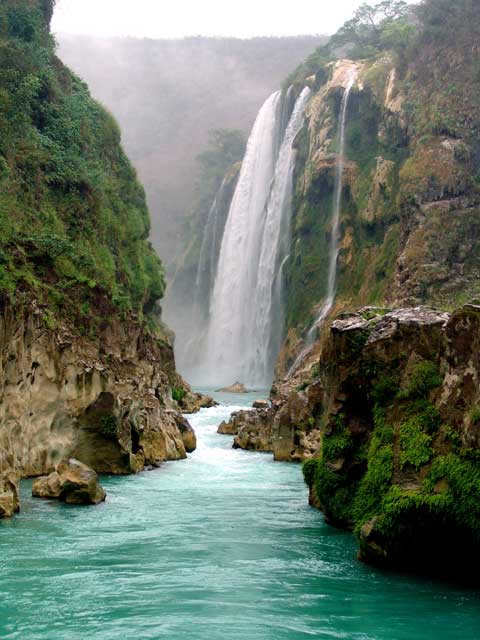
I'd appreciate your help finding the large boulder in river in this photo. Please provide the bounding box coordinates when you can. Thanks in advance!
[32,459,106,505]
[217,382,248,393]
[0,470,20,518]
[178,389,218,413]
[218,412,242,435]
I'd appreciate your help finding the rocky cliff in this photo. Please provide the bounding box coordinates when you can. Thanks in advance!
[226,304,480,579]
[0,0,196,514]
[281,0,480,371]
[0,302,194,478]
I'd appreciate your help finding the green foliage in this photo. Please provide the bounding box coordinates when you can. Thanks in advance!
[398,361,443,400]
[302,458,317,487]
[353,407,394,529]
[284,49,331,88]
[171,386,186,403]
[399,417,433,470]
[397,400,440,470]
[322,414,353,461]
[370,374,399,405]
[372,452,480,545]
[100,414,118,437]
[327,1,412,59]
[0,0,165,324]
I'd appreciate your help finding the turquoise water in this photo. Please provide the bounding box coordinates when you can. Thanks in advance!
[1,390,479,639]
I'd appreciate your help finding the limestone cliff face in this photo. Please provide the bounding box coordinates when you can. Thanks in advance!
[0,302,194,478]
[283,39,480,373]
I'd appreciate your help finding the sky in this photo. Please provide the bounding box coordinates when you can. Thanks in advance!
[51,0,413,39]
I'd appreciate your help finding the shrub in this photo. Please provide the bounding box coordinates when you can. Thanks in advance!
[398,361,443,399]
[172,386,186,403]
[399,416,433,470]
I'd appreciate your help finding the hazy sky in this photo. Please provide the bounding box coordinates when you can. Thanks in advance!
[51,0,411,39]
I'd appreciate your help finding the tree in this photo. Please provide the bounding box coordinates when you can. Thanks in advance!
[331,1,410,53]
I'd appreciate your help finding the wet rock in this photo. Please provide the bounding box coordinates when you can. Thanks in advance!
[232,410,274,452]
[0,305,196,478]
[179,390,217,413]
[217,419,239,435]
[217,382,248,393]
[0,470,20,518]
[32,459,106,505]
[252,399,269,409]
[174,415,197,453]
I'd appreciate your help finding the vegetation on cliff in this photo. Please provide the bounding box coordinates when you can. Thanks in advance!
[0,0,165,328]
[300,307,480,580]
[282,0,480,351]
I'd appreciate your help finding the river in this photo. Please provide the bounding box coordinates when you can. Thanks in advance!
[1,390,479,639]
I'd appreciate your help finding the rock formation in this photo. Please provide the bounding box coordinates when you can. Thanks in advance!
[0,303,197,480]
[0,470,20,518]
[33,458,106,505]
[217,382,248,394]
[232,304,480,578]
[0,1,200,517]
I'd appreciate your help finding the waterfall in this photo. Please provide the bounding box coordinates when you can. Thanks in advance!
[174,176,236,377]
[200,87,310,388]
[288,70,357,377]
[193,178,229,325]
[250,87,311,385]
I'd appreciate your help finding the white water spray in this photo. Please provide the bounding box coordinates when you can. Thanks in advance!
[288,70,357,376]
[201,88,310,387]
[251,87,311,385]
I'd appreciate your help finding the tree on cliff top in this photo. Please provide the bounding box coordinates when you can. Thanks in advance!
[331,1,412,55]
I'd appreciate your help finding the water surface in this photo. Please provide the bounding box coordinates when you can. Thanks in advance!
[1,390,479,639]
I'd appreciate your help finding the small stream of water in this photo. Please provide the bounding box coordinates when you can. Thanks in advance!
[1,392,479,639]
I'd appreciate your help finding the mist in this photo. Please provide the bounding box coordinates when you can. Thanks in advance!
[57,35,325,268]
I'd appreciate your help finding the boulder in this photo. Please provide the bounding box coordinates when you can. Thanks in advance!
[252,399,269,409]
[232,410,274,453]
[217,420,239,435]
[175,415,197,453]
[217,382,248,393]
[0,470,20,518]
[32,459,106,505]
[179,390,218,413]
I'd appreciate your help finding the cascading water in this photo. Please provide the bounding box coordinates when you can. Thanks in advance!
[173,173,240,378]
[201,88,311,387]
[193,185,224,324]
[288,70,357,376]
[250,87,311,385]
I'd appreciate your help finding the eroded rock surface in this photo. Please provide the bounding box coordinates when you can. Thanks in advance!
[0,470,20,518]
[0,304,196,481]
[33,459,106,505]
[178,389,217,413]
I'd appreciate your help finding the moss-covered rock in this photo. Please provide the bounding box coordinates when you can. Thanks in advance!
[299,305,480,581]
